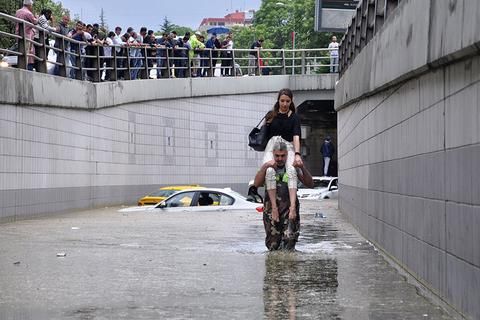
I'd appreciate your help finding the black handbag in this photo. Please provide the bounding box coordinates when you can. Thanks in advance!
[248,116,268,151]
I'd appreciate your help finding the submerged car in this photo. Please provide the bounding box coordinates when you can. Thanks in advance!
[297,176,338,200]
[137,185,204,206]
[121,188,263,213]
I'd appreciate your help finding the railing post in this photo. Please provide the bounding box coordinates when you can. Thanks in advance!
[17,22,28,69]
[93,45,100,82]
[301,50,306,75]
[256,48,260,76]
[231,49,236,76]
[36,29,47,73]
[187,51,192,78]
[208,49,213,77]
[125,47,132,80]
[143,46,149,79]
[281,50,286,75]
[58,37,67,77]
[166,48,171,78]
[75,45,83,80]
[111,46,118,81]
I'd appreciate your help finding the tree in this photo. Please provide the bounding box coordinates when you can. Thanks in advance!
[160,16,175,33]
[155,17,193,37]
[252,0,342,49]
[99,8,107,30]
[33,0,69,23]
[0,0,69,48]
[0,0,22,48]
[171,25,194,37]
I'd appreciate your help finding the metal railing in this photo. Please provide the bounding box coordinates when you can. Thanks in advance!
[0,12,339,82]
[339,0,404,75]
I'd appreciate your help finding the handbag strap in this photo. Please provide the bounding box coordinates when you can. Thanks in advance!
[255,115,266,128]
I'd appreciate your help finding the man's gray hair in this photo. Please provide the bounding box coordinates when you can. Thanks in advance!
[272,140,288,151]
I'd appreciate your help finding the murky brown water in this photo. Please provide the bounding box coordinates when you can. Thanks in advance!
[0,200,453,319]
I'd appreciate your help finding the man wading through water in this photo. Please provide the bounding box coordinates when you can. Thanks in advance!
[253,139,313,250]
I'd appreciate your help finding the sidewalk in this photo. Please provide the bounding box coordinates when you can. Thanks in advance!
[0,200,455,319]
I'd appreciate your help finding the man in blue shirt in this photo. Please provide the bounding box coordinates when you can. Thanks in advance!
[320,136,335,176]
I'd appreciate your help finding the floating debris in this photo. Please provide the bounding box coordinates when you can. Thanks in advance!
[56,252,67,257]
[315,212,326,218]
[13,261,20,265]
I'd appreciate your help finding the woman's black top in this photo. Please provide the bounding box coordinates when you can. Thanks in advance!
[267,112,301,142]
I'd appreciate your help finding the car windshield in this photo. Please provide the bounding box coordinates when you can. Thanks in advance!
[149,189,177,197]
[313,180,330,188]
[298,179,330,189]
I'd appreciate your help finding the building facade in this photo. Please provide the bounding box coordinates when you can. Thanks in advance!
[198,10,254,32]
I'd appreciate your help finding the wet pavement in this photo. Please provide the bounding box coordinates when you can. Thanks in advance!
[0,200,454,319]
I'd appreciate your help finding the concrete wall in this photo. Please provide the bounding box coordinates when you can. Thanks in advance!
[335,0,480,319]
[0,69,335,222]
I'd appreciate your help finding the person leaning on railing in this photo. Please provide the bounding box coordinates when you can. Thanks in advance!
[15,0,38,70]
[33,9,56,71]
[53,15,71,76]
[173,34,188,78]
[101,32,115,81]
[155,33,169,79]
[68,21,85,79]
[126,31,144,80]
[220,35,233,76]
[188,32,205,77]
[112,27,125,80]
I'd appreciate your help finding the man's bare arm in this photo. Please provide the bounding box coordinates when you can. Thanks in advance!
[297,163,314,188]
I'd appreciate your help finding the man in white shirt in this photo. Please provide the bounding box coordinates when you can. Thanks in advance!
[328,36,339,73]
[112,26,124,79]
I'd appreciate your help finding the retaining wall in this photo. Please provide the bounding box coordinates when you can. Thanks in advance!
[0,69,335,222]
[335,0,480,318]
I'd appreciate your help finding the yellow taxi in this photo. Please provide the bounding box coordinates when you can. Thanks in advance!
[137,185,204,206]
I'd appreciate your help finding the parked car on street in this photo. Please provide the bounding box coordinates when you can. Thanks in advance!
[248,176,339,200]
[121,188,263,213]
[137,185,204,206]
[297,176,338,200]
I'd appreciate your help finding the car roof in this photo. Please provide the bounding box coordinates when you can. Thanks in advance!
[312,176,338,181]
[170,187,237,194]
[159,185,203,190]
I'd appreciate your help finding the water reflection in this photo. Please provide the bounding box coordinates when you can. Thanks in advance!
[263,252,340,319]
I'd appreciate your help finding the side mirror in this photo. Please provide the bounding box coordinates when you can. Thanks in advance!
[330,186,338,191]
[157,202,167,209]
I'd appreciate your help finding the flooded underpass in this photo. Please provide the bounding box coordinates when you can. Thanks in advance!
[0,200,453,319]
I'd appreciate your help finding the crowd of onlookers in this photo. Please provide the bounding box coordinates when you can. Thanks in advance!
[13,0,258,81]
[63,23,239,81]
[10,0,339,81]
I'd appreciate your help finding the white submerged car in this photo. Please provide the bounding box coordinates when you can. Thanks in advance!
[119,188,263,213]
[297,176,338,200]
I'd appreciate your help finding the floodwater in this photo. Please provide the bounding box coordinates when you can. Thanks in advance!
[0,200,453,319]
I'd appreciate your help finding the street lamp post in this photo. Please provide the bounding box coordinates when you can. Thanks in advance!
[276,1,295,75]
